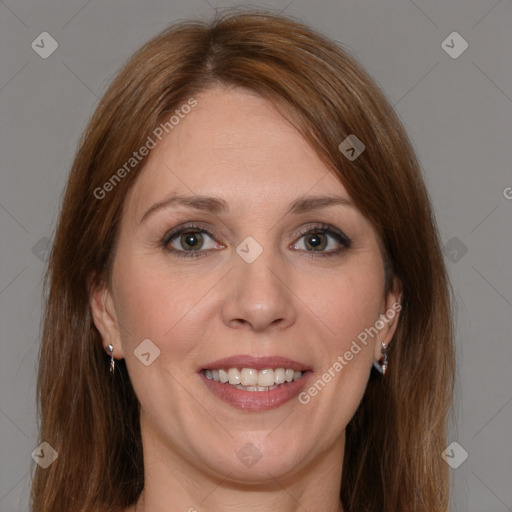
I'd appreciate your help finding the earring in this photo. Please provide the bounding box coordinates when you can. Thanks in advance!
[373,342,389,375]
[380,342,388,375]
[107,344,115,373]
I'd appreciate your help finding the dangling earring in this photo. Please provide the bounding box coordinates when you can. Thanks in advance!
[107,344,115,373]
[373,342,389,375]
[380,342,388,375]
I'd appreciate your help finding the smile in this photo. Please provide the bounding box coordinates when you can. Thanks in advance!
[204,367,304,388]
[199,368,313,411]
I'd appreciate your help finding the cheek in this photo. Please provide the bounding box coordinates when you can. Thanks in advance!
[111,253,211,417]
[281,259,385,451]
[299,260,385,351]
[112,250,217,357]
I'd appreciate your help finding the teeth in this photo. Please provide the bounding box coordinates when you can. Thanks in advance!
[219,369,229,383]
[234,384,280,391]
[204,367,305,388]
[274,368,286,384]
[258,368,275,387]
[241,368,258,386]
[228,368,241,385]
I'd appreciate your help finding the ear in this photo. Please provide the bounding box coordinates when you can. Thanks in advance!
[374,279,403,362]
[89,274,125,360]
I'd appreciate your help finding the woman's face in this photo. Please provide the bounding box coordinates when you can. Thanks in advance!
[91,86,400,484]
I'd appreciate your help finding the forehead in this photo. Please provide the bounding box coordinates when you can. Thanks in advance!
[125,86,351,219]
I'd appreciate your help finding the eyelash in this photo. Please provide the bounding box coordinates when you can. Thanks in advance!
[161,222,352,259]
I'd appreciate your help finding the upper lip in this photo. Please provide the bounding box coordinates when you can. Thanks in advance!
[199,355,312,372]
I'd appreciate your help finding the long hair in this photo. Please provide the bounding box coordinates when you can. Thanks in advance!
[31,9,455,512]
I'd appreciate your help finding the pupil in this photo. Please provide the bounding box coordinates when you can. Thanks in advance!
[307,233,325,251]
[183,232,202,250]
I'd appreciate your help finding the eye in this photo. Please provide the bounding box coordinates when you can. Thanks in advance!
[161,222,351,259]
[162,224,224,258]
[291,223,351,257]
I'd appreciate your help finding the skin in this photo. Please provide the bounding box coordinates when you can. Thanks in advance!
[90,86,401,512]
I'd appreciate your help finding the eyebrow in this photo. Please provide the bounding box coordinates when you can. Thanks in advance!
[139,193,353,224]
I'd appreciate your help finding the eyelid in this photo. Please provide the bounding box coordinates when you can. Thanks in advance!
[162,223,224,258]
[162,222,221,244]
[294,222,351,246]
[161,221,351,257]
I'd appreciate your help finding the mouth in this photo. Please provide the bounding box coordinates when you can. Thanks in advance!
[198,355,313,412]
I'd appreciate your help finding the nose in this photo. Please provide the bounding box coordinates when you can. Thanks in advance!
[221,248,297,333]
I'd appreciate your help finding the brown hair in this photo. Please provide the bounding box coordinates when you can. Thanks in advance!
[31,8,455,512]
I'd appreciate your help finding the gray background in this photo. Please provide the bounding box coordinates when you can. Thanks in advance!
[1,0,511,511]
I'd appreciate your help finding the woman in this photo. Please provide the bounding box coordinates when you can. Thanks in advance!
[31,9,455,512]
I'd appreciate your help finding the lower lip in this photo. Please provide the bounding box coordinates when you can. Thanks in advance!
[199,371,313,412]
